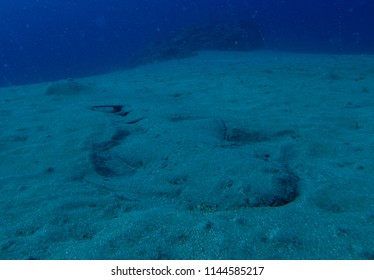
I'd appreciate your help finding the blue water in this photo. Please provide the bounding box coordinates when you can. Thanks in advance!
[1,0,373,87]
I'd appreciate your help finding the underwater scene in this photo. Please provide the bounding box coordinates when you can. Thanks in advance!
[0,0,373,259]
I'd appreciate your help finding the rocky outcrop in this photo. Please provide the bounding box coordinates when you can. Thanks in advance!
[131,20,264,66]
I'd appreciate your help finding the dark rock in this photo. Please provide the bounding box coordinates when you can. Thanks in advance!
[131,20,264,66]
[45,78,90,95]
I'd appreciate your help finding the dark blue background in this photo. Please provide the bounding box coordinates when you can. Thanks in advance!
[1,0,373,86]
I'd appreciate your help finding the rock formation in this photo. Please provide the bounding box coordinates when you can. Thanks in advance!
[131,20,264,66]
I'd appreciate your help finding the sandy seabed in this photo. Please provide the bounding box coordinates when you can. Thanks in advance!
[0,51,373,259]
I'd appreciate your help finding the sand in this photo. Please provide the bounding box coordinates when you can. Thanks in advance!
[0,51,373,259]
